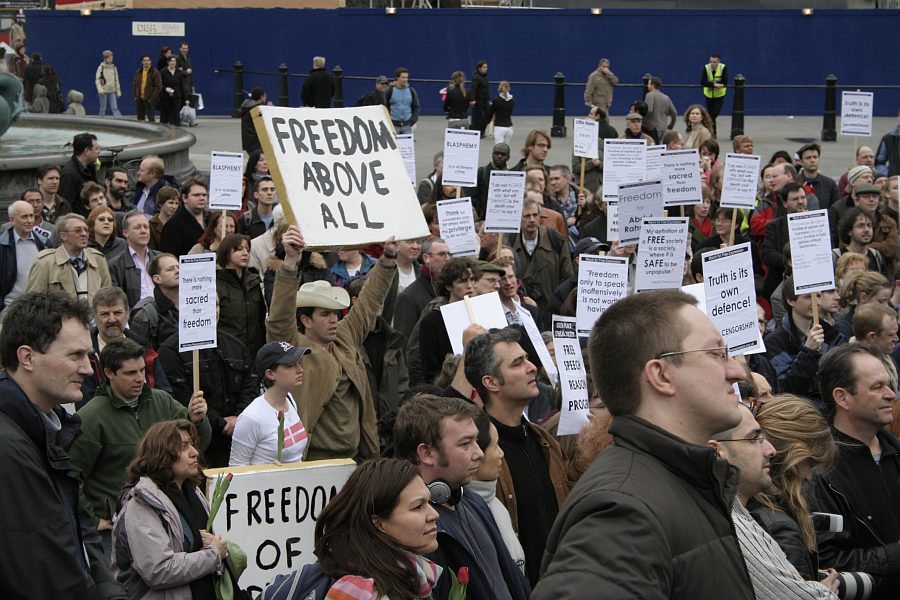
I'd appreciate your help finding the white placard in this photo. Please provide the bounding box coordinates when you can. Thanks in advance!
[645,144,665,182]
[634,217,690,293]
[206,460,355,596]
[442,128,481,187]
[720,153,762,209]
[519,307,558,386]
[573,118,599,159]
[602,138,647,201]
[131,21,185,37]
[787,210,836,295]
[178,254,217,353]
[606,200,619,242]
[661,148,703,207]
[437,197,478,256]
[840,91,874,137]
[682,281,766,355]
[251,105,429,249]
[208,151,244,211]
[484,170,527,233]
[617,180,664,245]
[396,134,416,185]
[440,292,509,354]
[702,243,761,355]
[576,255,629,337]
[552,316,590,435]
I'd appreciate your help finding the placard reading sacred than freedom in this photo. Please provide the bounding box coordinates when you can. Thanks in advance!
[179,253,217,353]
[252,105,429,248]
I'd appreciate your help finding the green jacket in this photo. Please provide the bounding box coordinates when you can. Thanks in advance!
[69,383,211,523]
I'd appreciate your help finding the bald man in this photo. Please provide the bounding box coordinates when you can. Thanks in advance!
[0,199,48,308]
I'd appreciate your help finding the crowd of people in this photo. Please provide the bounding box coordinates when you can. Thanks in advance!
[2,46,900,600]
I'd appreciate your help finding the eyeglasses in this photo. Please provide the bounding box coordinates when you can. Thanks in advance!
[655,345,730,363]
[720,433,768,446]
[96,217,115,223]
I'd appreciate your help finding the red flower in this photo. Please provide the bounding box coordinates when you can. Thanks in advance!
[456,566,469,585]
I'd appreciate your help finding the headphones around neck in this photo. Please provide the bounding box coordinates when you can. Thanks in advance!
[427,479,462,506]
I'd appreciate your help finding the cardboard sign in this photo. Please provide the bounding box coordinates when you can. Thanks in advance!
[661,149,703,207]
[720,153,762,210]
[552,316,590,435]
[251,105,429,249]
[702,243,761,355]
[602,138,647,201]
[208,151,244,211]
[634,217,690,293]
[484,170,527,233]
[442,128,481,187]
[440,292,509,354]
[206,460,355,596]
[645,144,665,182]
[573,118,599,159]
[788,210,836,294]
[437,197,478,256]
[576,255,629,337]
[178,254,217,353]
[840,91,874,137]
[395,133,416,185]
[520,307,559,386]
[617,180,664,245]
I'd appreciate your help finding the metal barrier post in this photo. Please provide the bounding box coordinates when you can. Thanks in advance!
[333,66,344,108]
[730,74,745,139]
[821,74,837,142]
[278,64,289,107]
[551,72,566,138]
[232,61,243,118]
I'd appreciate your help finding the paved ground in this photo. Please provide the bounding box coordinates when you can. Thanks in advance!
[186,112,896,183]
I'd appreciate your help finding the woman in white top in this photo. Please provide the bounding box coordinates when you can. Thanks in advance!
[229,341,310,466]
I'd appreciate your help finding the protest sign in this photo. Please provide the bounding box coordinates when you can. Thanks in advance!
[206,460,355,596]
[208,151,244,211]
[788,210,836,295]
[442,128,481,187]
[840,91,874,137]
[437,197,478,256]
[634,217,689,293]
[573,118,599,159]
[440,291,509,354]
[661,149,703,207]
[702,243,760,355]
[552,316,590,435]
[576,255,629,337]
[520,307,558,386]
[645,144,664,181]
[602,138,646,201]
[251,105,429,249]
[178,253,217,353]
[484,170,526,233]
[617,180,664,245]
[720,153,762,209]
[682,281,766,355]
[606,199,619,242]
[395,133,416,185]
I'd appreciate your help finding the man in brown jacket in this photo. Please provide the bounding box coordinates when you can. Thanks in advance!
[132,54,162,123]
[464,327,569,588]
[266,225,397,461]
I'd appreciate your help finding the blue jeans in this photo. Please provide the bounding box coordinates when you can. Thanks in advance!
[98,92,122,117]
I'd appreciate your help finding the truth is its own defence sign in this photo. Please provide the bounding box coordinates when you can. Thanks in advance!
[252,105,429,248]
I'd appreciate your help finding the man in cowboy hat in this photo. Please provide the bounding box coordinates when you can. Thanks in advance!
[266,225,398,461]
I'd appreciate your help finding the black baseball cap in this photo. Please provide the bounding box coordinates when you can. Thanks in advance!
[255,341,311,379]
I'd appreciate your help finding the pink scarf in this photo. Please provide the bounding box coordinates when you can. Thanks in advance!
[325,554,441,600]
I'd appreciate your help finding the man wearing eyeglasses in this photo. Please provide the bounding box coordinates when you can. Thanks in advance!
[393,237,450,348]
[533,290,755,600]
[710,403,841,599]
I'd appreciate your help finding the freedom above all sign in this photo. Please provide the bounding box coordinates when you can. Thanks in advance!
[252,105,429,249]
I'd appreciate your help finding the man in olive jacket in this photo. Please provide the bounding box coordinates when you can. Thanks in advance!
[532,290,755,600]
[266,225,397,461]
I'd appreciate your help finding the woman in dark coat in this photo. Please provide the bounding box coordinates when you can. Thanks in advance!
[37,65,64,113]
[158,55,186,126]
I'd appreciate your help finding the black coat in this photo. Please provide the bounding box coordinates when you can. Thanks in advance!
[443,86,470,119]
[107,247,161,309]
[158,205,206,257]
[393,271,438,348]
[159,67,187,106]
[59,156,99,217]
[216,267,267,358]
[240,98,262,154]
[487,94,515,128]
[301,67,333,108]
[0,227,47,304]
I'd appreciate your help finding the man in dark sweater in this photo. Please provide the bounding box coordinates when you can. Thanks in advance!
[158,178,208,257]
[465,327,569,586]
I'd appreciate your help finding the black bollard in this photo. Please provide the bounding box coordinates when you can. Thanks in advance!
[642,73,651,99]
[821,74,837,142]
[730,74,745,139]
[332,66,344,108]
[232,61,243,118]
[278,64,289,107]
[551,72,566,138]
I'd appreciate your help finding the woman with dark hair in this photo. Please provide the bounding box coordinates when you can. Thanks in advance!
[157,46,173,71]
[242,149,270,213]
[700,139,721,185]
[112,420,228,600]
[216,233,266,357]
[443,70,471,129]
[683,104,714,149]
[189,211,237,254]
[37,65,64,113]
[314,458,440,599]
[87,204,127,259]
[159,55,186,126]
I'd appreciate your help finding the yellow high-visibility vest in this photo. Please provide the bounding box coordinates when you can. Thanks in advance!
[704,63,726,98]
